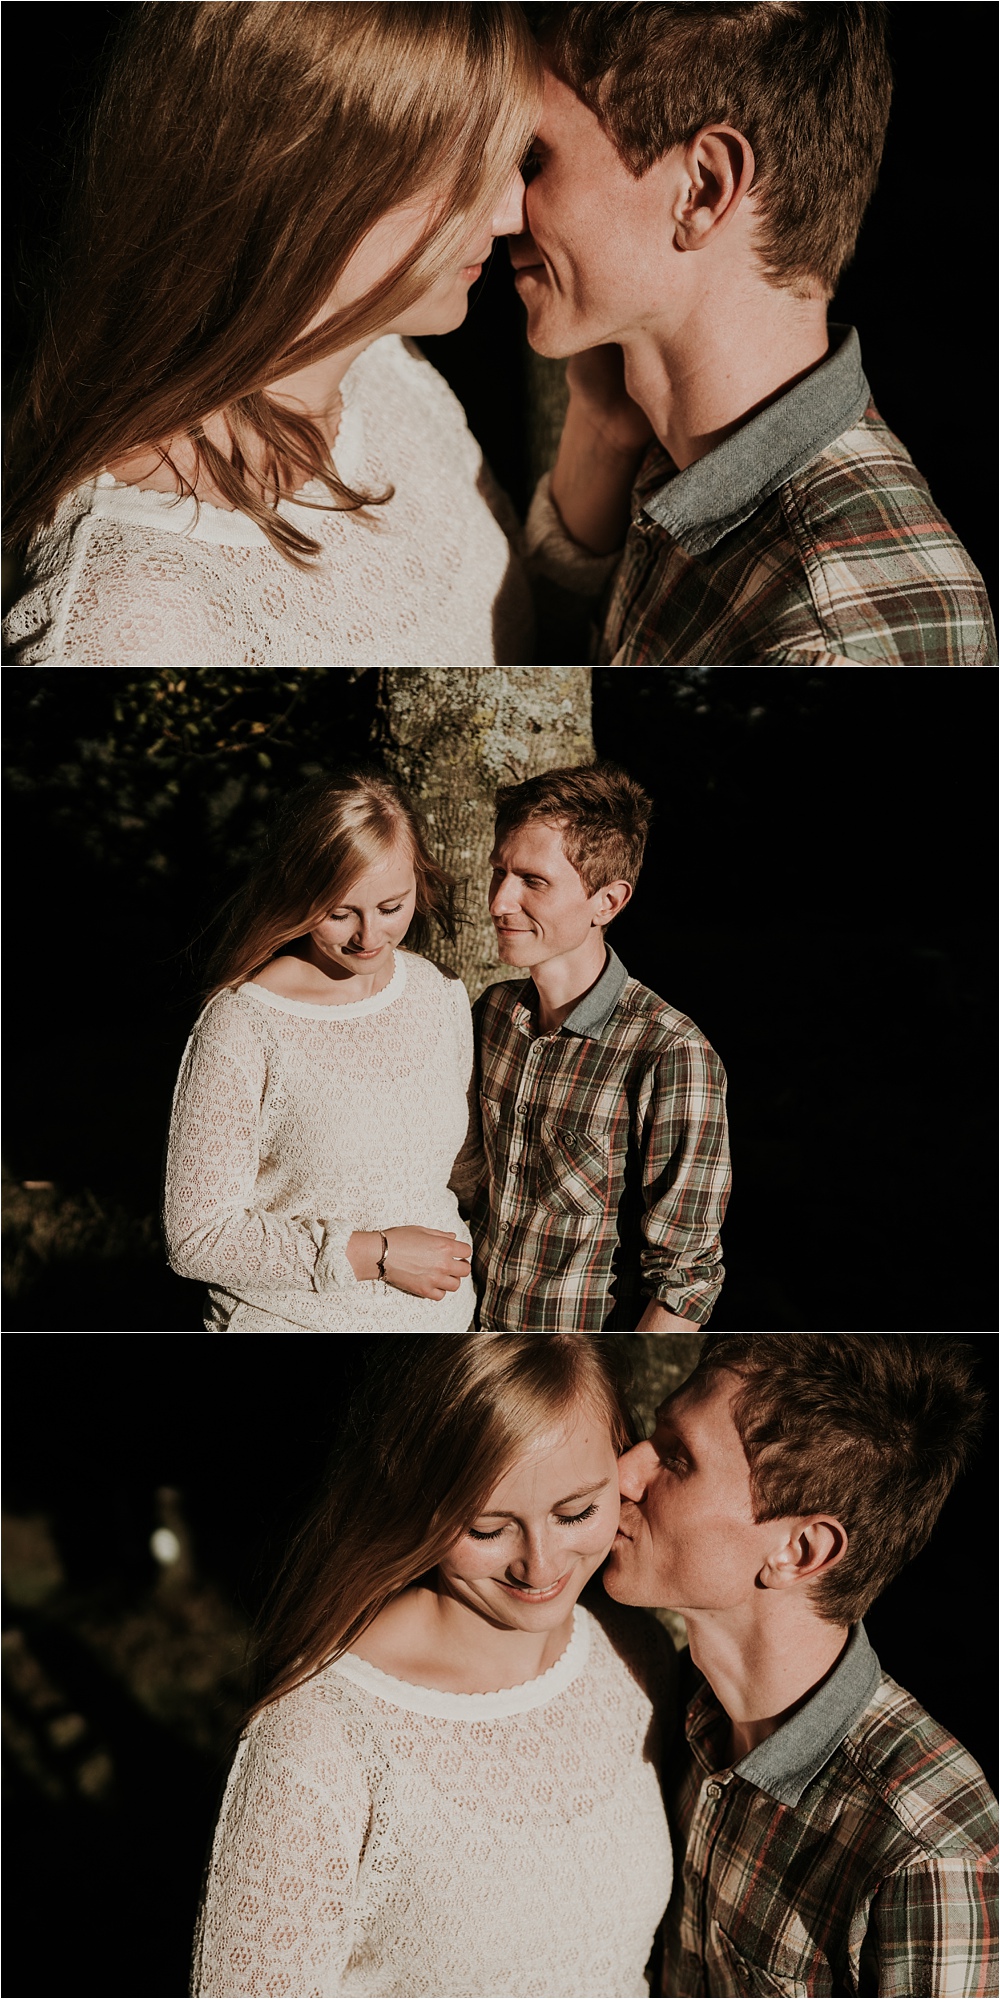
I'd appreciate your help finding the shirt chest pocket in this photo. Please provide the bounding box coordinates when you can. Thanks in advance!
[714,1927,811,1999]
[537,1119,612,1217]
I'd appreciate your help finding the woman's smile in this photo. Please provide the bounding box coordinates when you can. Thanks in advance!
[496,1570,571,1603]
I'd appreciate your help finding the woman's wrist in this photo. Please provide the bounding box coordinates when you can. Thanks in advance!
[549,398,648,557]
[346,1229,382,1282]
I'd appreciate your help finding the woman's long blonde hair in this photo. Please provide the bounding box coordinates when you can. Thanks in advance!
[202,766,457,1001]
[6,3,540,565]
[248,1335,637,1721]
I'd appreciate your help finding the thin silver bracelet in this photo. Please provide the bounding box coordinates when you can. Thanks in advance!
[375,1231,389,1284]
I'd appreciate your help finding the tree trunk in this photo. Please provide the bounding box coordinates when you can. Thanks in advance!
[375,667,594,998]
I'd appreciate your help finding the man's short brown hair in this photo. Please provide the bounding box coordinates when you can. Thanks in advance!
[493,761,652,895]
[538,2,892,298]
[694,1335,985,1624]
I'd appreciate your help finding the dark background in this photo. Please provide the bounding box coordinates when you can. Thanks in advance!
[2,1332,997,1999]
[5,2,998,603]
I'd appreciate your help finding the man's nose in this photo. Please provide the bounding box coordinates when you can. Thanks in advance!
[489,873,519,915]
[618,1440,657,1501]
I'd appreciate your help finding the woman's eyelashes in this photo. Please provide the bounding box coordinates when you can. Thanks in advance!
[467,1503,599,1543]
[329,902,404,920]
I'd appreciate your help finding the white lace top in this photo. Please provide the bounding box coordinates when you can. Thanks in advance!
[162,950,478,1331]
[193,1604,675,1999]
[3,336,534,666]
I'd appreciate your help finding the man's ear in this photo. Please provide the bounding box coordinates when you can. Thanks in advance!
[672,125,755,251]
[757,1516,849,1592]
[591,878,632,927]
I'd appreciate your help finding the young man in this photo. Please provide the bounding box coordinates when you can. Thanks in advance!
[606,1335,998,1997]
[470,762,730,1330]
[516,4,996,666]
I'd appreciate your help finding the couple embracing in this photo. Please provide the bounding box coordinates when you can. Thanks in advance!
[6,4,994,667]
[164,762,730,1334]
[193,1333,996,1996]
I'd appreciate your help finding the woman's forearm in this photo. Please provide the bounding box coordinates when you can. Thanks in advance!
[346,1229,382,1281]
[549,400,647,556]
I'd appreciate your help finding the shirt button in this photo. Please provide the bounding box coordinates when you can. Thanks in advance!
[705,1783,722,1800]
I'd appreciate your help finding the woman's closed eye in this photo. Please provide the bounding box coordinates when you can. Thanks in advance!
[467,1502,599,1542]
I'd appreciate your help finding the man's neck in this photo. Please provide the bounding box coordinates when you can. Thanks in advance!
[531,933,609,1034]
[621,281,830,473]
[684,1605,851,1764]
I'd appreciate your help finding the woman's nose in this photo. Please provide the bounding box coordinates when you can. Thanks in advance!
[508,1528,559,1584]
[491,167,527,239]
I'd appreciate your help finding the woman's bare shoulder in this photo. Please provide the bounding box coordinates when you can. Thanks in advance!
[248,957,312,998]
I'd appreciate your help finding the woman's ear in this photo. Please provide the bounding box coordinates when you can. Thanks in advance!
[757,1516,849,1591]
[672,125,755,251]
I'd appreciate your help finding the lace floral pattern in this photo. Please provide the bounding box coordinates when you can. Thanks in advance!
[162,951,478,1330]
[4,337,535,666]
[193,1606,676,1998]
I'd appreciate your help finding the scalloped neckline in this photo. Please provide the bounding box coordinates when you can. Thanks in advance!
[328,1606,592,1720]
[239,949,406,1020]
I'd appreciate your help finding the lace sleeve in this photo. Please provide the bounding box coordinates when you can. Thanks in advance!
[162,1000,356,1295]
[523,471,621,598]
[193,1687,370,1998]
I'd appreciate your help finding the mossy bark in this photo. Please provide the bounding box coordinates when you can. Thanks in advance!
[375,667,594,998]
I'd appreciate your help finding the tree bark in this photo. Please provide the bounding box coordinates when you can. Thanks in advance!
[375,667,594,998]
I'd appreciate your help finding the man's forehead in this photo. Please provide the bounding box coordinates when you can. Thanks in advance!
[655,1366,742,1435]
[491,818,572,867]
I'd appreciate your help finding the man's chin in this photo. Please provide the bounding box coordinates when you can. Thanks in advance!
[516,283,576,360]
[602,1546,648,1605]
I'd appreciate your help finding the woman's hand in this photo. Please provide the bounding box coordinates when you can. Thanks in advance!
[347,1226,472,1299]
[549,346,654,557]
[564,346,654,458]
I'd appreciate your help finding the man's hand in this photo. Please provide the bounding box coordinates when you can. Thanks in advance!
[634,1300,696,1330]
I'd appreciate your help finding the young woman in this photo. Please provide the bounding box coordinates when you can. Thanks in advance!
[193,1334,676,1998]
[163,769,480,1331]
[3,3,538,665]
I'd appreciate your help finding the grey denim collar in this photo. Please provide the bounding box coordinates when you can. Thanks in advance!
[643,323,871,556]
[514,944,629,1040]
[732,1623,882,1807]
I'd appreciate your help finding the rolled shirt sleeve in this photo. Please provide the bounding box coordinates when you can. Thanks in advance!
[636,1032,731,1322]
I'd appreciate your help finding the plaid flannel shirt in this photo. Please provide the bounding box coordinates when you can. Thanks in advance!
[470,946,730,1331]
[525,326,996,666]
[664,1625,999,1998]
